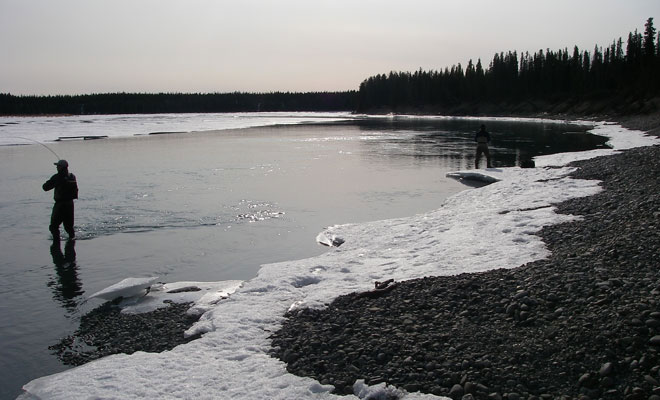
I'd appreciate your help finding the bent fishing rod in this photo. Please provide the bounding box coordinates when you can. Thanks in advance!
[10,136,62,160]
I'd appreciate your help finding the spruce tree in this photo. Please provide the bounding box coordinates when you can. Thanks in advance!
[643,18,656,62]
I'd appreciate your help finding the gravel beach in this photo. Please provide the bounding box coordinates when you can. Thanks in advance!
[50,301,201,366]
[270,142,660,399]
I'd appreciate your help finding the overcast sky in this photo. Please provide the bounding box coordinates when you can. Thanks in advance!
[1,0,658,95]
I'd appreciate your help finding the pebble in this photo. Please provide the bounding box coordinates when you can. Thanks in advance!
[599,362,613,376]
[449,384,464,397]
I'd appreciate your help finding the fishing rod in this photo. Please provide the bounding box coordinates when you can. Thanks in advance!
[10,136,62,160]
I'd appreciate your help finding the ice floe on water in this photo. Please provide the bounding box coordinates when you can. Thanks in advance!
[19,122,659,399]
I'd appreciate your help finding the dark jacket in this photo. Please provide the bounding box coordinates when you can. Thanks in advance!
[475,128,491,144]
[43,171,78,202]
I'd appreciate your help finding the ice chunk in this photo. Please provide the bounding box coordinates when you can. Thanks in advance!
[446,170,501,186]
[316,231,345,247]
[88,277,160,301]
[121,280,243,314]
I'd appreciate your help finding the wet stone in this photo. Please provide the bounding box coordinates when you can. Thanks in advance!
[50,301,201,366]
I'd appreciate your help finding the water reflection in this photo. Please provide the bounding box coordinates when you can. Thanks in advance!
[354,117,609,168]
[48,240,84,310]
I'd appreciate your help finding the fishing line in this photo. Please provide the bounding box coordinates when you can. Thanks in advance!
[10,136,62,160]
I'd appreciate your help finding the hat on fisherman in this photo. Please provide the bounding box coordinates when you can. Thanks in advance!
[54,159,68,168]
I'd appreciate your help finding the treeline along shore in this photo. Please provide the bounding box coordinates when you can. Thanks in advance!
[2,18,658,118]
[356,18,660,117]
[0,91,358,115]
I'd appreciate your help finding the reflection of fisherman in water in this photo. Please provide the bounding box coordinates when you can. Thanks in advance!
[49,239,83,310]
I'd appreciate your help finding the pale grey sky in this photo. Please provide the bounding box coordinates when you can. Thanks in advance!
[1,0,658,95]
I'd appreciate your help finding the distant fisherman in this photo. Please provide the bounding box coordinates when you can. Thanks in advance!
[43,160,78,241]
[475,124,492,169]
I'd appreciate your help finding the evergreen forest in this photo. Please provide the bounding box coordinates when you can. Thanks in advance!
[1,17,658,116]
[357,17,660,115]
[0,91,357,116]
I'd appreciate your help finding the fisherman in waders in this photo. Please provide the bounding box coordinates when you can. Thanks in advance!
[475,124,492,168]
[43,160,78,241]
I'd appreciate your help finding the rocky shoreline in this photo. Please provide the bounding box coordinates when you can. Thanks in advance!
[270,143,660,399]
[50,301,201,366]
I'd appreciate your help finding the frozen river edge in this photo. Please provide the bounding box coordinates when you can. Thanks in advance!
[20,121,659,399]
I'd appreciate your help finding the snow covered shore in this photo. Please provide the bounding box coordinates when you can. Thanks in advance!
[272,141,660,398]
[19,121,658,399]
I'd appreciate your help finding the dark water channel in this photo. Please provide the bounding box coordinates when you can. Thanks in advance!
[350,116,608,167]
